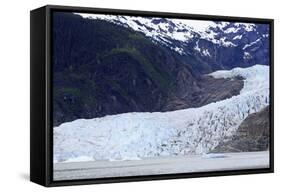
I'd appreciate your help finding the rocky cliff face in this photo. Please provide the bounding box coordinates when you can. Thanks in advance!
[212,106,270,153]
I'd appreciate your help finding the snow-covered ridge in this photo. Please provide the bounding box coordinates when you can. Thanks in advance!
[54,65,269,162]
[74,12,259,55]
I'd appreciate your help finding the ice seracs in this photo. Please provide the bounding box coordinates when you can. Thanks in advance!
[54,65,269,163]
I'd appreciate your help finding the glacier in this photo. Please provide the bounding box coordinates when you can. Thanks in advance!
[54,65,269,162]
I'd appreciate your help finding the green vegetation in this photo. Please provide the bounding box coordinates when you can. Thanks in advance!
[105,78,130,99]
[54,87,81,97]
[101,44,171,91]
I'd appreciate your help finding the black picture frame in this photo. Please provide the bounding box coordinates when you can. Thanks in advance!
[30,4,274,187]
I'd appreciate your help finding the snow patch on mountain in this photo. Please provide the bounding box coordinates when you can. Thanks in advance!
[243,52,252,60]
[234,23,256,32]
[194,41,211,57]
[224,27,240,34]
[171,47,185,55]
[219,37,237,47]
[54,65,269,162]
[233,34,242,40]
[243,38,261,50]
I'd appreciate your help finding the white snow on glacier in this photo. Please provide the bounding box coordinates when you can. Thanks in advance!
[54,65,269,162]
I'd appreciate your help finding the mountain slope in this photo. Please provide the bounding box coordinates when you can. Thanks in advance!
[76,13,270,71]
[54,65,269,162]
[53,12,243,126]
